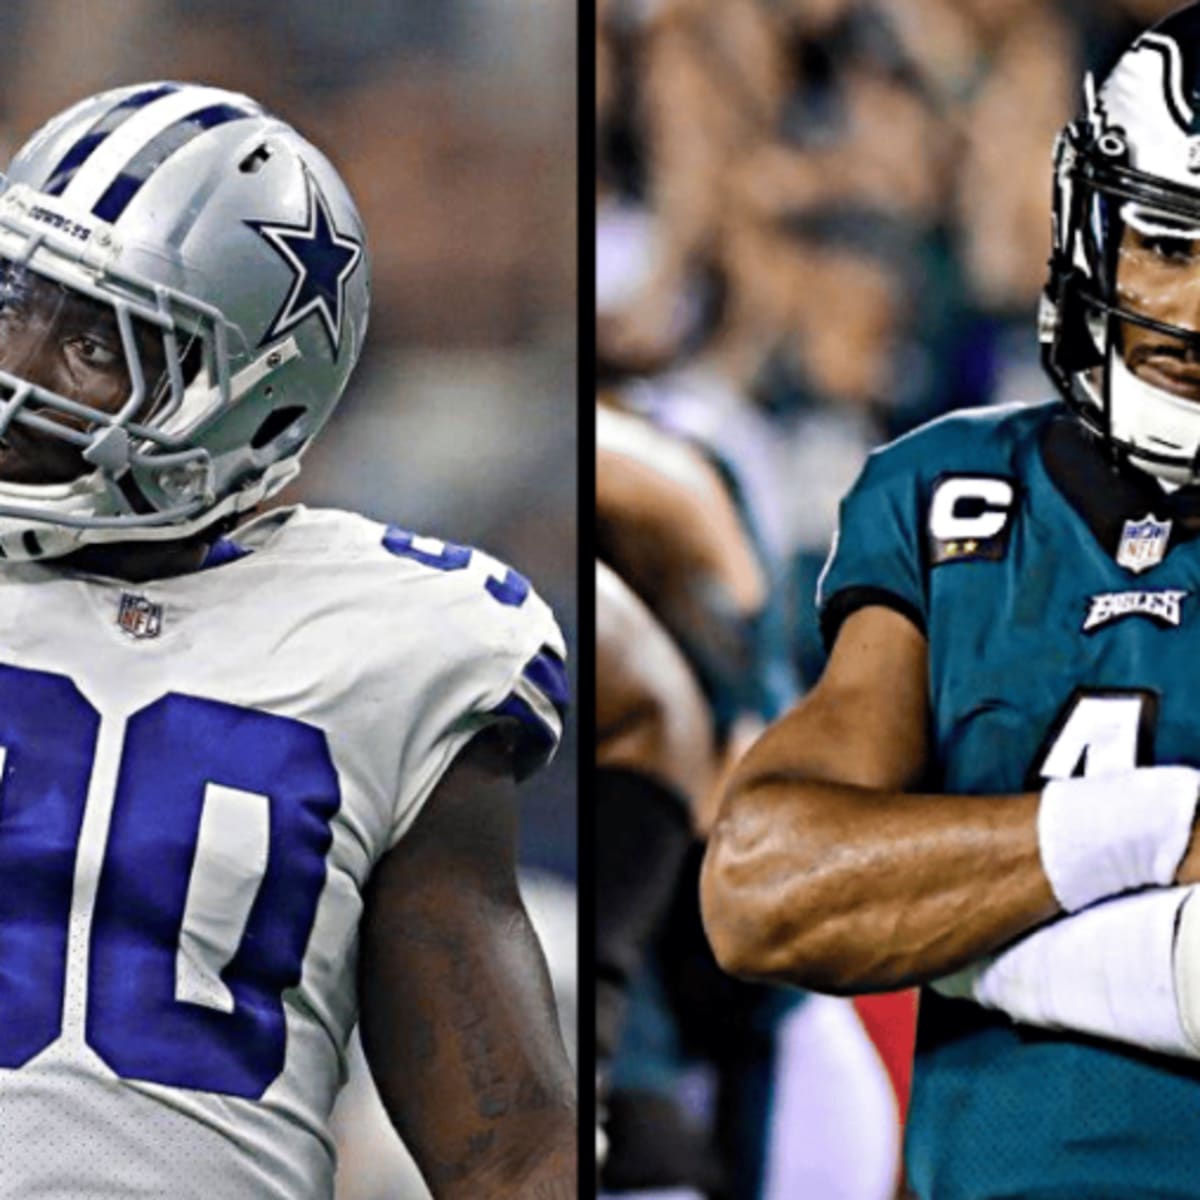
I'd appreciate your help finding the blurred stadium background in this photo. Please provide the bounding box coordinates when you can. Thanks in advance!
[597,1,1180,1197]
[0,2,576,1198]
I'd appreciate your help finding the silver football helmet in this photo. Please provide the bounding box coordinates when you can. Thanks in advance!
[1042,3,1200,484]
[0,80,369,559]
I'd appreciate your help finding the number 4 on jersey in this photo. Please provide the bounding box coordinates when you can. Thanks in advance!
[1030,689,1159,784]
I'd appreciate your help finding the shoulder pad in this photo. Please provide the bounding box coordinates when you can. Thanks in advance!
[382,523,568,778]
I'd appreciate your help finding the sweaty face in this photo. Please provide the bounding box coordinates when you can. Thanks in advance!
[1115,214,1200,405]
[0,262,166,485]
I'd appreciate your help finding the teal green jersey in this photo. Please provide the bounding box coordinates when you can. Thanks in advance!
[820,398,1200,1199]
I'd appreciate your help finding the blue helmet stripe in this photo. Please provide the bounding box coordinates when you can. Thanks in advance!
[91,103,254,223]
[43,83,180,196]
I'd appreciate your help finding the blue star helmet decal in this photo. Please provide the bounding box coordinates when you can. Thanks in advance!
[247,168,363,358]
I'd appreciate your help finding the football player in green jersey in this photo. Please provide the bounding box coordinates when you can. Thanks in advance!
[702,5,1200,1197]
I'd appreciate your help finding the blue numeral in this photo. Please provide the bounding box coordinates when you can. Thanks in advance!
[384,525,529,607]
[0,673,342,1098]
[0,665,98,1067]
[88,695,340,1097]
[382,528,471,572]
[486,567,530,608]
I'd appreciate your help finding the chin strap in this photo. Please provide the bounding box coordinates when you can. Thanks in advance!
[1089,349,1200,485]
[0,432,302,561]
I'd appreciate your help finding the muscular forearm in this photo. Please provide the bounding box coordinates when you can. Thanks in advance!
[701,776,1056,992]
[705,607,1200,996]
[704,757,1200,994]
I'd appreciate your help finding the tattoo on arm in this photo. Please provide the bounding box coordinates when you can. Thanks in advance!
[362,737,576,1196]
[444,924,510,1119]
[386,904,574,1192]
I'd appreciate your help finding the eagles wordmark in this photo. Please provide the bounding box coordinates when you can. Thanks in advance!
[1082,589,1188,632]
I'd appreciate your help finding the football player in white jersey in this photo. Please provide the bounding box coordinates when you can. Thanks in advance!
[0,82,575,1198]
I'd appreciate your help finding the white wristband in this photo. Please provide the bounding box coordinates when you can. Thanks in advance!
[1173,890,1200,1052]
[934,886,1197,1059]
[1038,767,1200,912]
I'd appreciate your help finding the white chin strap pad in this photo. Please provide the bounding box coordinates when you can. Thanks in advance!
[1108,350,1200,483]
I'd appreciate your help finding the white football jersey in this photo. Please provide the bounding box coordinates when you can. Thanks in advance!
[0,505,568,1199]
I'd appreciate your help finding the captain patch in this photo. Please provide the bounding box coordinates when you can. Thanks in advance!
[928,475,1016,566]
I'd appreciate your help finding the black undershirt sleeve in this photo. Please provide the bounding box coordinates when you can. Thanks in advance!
[595,766,694,1071]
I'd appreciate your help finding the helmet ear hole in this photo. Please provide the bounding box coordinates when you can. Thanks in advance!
[239,144,272,174]
[0,81,368,554]
[251,405,306,450]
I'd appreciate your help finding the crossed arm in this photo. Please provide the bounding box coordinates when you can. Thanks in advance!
[358,729,576,1199]
[701,604,1060,992]
[700,604,1200,997]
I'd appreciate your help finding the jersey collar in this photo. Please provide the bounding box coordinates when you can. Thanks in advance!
[1040,412,1200,558]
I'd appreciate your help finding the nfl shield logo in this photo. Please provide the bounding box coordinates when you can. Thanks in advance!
[1116,514,1172,574]
[117,593,163,639]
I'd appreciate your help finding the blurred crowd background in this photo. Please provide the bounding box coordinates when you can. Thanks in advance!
[0,3,576,1199]
[597,0,1176,686]
[597,2,1185,1198]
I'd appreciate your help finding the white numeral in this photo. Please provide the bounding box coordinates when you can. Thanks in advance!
[1038,694,1147,779]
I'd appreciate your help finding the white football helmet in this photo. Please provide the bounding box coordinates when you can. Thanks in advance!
[0,81,369,559]
[1042,3,1200,484]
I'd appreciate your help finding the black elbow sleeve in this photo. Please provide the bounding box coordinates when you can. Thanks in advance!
[595,767,693,1065]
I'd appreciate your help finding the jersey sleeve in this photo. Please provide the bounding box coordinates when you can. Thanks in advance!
[386,542,568,848]
[816,441,928,651]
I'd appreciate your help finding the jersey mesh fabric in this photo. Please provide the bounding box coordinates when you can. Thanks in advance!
[820,400,1200,1199]
[0,505,565,1198]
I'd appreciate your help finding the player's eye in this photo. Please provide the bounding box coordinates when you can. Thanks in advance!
[1142,233,1195,263]
[64,334,120,371]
